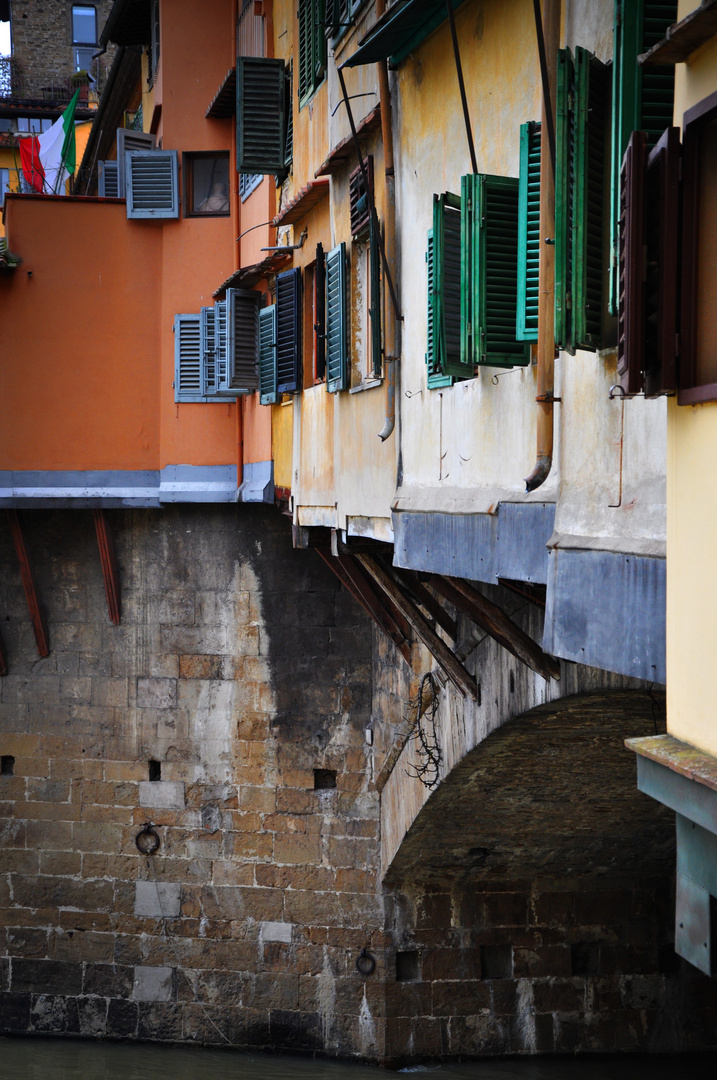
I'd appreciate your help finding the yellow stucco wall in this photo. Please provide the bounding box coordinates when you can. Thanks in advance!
[666,24,717,755]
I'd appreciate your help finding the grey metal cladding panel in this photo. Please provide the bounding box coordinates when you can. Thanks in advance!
[637,756,717,835]
[392,511,497,583]
[677,814,717,897]
[542,547,665,682]
[675,872,712,976]
[495,502,554,584]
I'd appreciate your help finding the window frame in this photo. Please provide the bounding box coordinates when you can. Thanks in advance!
[71,4,97,45]
[678,88,717,405]
[183,151,231,218]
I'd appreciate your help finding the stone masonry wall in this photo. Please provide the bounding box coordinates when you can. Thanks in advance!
[0,505,386,1055]
[10,1,116,95]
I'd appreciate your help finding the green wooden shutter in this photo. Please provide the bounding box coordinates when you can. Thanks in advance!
[326,242,348,393]
[434,191,470,379]
[259,305,278,405]
[472,174,529,368]
[573,47,608,351]
[369,218,382,378]
[609,0,678,313]
[236,57,286,174]
[315,242,326,381]
[299,0,326,106]
[426,229,451,387]
[298,0,312,103]
[555,48,576,354]
[276,267,302,394]
[517,121,541,342]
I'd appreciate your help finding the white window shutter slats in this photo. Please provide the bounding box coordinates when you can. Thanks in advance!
[227,288,260,393]
[126,150,179,219]
[98,160,119,198]
[116,128,155,196]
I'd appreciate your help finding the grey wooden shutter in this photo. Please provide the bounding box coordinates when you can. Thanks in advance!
[236,57,286,174]
[517,121,541,342]
[315,243,326,381]
[617,130,647,396]
[214,298,232,395]
[126,149,179,219]
[201,305,218,396]
[326,242,348,393]
[276,268,302,394]
[369,218,382,378]
[116,128,155,196]
[259,305,278,405]
[644,125,679,398]
[227,288,260,392]
[98,160,119,197]
[174,314,203,402]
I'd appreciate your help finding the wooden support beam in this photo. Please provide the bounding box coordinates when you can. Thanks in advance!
[356,555,478,699]
[337,554,414,650]
[391,567,458,640]
[429,574,561,682]
[94,509,121,626]
[6,509,49,658]
[314,548,413,666]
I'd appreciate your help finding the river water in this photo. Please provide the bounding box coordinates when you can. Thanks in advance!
[2,1039,712,1080]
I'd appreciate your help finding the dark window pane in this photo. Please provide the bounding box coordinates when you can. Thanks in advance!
[192,156,230,215]
[72,5,97,44]
[695,118,717,387]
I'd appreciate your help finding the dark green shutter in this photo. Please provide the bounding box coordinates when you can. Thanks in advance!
[259,305,278,405]
[517,121,541,342]
[434,191,470,379]
[369,219,382,378]
[276,267,302,394]
[573,47,608,351]
[555,47,608,354]
[555,48,575,354]
[298,0,312,102]
[315,243,326,381]
[326,242,348,393]
[299,0,326,106]
[473,173,529,367]
[609,0,678,313]
[236,57,286,174]
[284,63,293,172]
[426,229,452,388]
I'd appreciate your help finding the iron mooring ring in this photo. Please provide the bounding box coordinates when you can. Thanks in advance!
[356,947,376,977]
[135,824,161,856]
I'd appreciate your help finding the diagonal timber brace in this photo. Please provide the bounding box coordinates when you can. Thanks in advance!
[356,555,478,699]
[94,509,121,625]
[428,574,561,682]
[314,547,413,666]
[391,566,458,640]
[6,509,50,658]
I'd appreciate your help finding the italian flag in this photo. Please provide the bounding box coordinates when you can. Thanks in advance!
[19,90,80,196]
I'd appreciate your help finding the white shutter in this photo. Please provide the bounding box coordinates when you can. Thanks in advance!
[126,150,179,219]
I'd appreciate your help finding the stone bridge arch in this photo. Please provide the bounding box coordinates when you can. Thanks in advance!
[377,690,717,1063]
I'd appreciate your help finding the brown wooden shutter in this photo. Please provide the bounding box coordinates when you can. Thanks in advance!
[617,130,647,396]
[644,126,680,398]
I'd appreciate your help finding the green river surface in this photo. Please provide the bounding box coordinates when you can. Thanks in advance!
[1,1040,714,1080]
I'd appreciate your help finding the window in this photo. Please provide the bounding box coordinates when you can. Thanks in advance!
[351,223,381,382]
[555,46,610,354]
[184,153,230,216]
[609,0,678,313]
[427,173,528,387]
[679,90,717,403]
[236,57,287,174]
[298,0,326,107]
[125,149,179,219]
[72,5,97,44]
[238,0,265,57]
[16,117,53,134]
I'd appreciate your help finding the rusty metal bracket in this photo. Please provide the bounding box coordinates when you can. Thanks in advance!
[6,509,49,658]
[94,509,121,625]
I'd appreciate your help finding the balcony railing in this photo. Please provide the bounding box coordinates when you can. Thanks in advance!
[0,56,100,105]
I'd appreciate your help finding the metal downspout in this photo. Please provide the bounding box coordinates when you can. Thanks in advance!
[376,0,398,442]
[525,0,560,492]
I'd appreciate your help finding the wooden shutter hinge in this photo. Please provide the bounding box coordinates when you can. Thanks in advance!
[536,392,561,403]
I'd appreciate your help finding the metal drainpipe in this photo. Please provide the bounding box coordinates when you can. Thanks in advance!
[525,0,560,492]
[376,0,398,442]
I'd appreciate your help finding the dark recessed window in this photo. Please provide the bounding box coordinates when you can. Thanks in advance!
[1,755,15,776]
[396,950,419,982]
[571,942,600,976]
[480,944,513,980]
[148,760,161,782]
[313,768,336,790]
[72,5,97,44]
[184,153,230,217]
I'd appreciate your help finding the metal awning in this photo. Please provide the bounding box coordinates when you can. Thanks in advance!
[640,0,717,66]
[341,0,466,69]
[206,68,236,119]
[213,251,293,298]
[273,178,330,226]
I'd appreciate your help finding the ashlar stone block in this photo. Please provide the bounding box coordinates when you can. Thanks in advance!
[139,780,185,808]
[132,965,175,1002]
[134,880,182,918]
[261,921,293,943]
